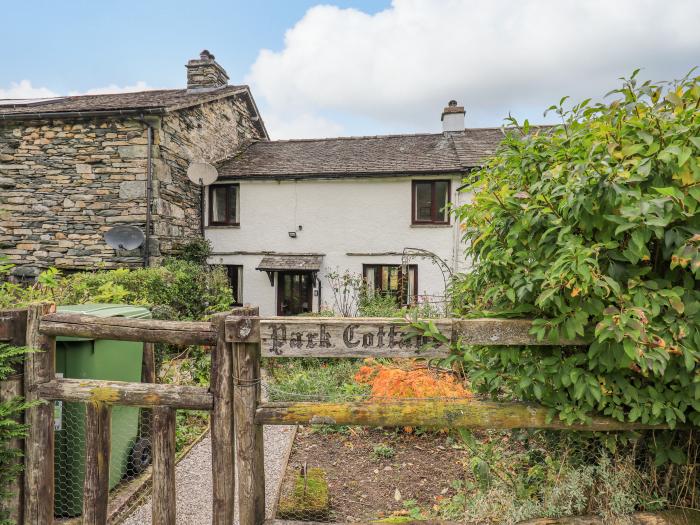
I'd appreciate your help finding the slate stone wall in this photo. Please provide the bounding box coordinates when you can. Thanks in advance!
[0,95,263,278]
[156,95,261,256]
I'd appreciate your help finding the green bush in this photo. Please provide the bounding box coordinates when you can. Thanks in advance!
[452,71,700,429]
[0,255,232,322]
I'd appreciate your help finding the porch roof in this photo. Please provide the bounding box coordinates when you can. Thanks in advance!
[256,254,323,272]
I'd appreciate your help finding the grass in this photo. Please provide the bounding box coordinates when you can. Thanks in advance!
[265,358,370,402]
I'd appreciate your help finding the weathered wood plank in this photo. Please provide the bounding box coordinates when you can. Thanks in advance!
[0,308,28,345]
[227,317,589,357]
[242,317,453,358]
[152,406,176,525]
[40,312,216,346]
[0,309,28,523]
[0,376,23,524]
[24,302,55,524]
[37,378,212,409]
[234,313,265,525]
[453,318,588,346]
[83,402,111,525]
[255,399,666,431]
[211,312,236,525]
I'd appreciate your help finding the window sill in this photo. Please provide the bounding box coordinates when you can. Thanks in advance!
[206,225,241,229]
[410,223,452,228]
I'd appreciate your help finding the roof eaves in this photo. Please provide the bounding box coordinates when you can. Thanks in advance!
[217,167,474,181]
[0,107,167,122]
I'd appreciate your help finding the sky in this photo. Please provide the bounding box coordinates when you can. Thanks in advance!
[2,0,699,139]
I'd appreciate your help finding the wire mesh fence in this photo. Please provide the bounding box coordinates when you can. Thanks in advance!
[54,405,154,522]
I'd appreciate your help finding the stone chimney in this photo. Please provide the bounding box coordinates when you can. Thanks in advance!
[186,50,229,90]
[441,100,465,132]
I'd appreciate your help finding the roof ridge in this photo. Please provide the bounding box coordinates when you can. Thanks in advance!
[256,126,534,144]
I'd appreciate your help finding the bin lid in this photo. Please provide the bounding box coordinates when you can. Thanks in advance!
[56,304,152,341]
[57,304,152,319]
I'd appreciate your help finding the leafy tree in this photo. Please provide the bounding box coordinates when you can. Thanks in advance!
[452,71,700,428]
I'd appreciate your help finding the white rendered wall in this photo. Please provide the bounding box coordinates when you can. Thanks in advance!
[205,176,469,316]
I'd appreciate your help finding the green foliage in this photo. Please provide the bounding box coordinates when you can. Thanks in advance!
[452,71,700,428]
[178,237,213,265]
[433,429,671,523]
[0,256,232,322]
[56,259,231,320]
[0,344,33,525]
[372,443,396,459]
[266,358,369,402]
[359,291,405,317]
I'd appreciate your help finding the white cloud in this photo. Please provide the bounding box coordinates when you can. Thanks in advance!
[0,79,154,101]
[68,81,153,96]
[0,80,59,99]
[264,112,345,140]
[247,0,700,138]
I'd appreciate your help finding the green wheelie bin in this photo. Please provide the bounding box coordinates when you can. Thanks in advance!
[53,304,151,517]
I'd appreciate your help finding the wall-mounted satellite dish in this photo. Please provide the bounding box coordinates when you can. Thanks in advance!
[187,162,218,186]
[104,225,145,251]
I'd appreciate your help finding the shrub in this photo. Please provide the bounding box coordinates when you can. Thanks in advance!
[452,71,700,429]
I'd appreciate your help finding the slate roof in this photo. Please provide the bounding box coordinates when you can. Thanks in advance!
[256,254,323,272]
[217,128,509,179]
[0,85,246,117]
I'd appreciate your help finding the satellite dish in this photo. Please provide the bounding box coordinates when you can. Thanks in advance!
[187,162,218,186]
[104,225,145,251]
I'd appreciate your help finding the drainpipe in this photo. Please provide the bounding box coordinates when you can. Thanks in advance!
[141,116,154,268]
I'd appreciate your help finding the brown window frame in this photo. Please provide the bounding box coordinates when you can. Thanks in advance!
[362,264,418,306]
[411,179,451,225]
[208,184,240,226]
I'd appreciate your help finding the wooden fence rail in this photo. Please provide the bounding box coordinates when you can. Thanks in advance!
[13,306,676,525]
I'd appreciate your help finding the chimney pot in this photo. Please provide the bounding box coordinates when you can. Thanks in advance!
[186,50,229,91]
[441,100,465,132]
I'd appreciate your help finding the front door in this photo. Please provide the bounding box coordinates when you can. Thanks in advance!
[277,272,313,316]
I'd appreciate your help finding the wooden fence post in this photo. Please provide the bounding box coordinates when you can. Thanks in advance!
[24,303,56,524]
[0,307,28,524]
[232,307,265,525]
[83,402,111,525]
[211,312,235,524]
[152,406,176,525]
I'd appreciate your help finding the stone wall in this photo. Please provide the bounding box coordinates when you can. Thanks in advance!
[0,94,264,278]
[157,95,262,255]
[0,117,152,277]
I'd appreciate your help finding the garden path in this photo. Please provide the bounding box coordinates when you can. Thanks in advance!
[121,425,296,524]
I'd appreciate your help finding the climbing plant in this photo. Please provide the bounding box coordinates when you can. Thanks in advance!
[451,70,700,429]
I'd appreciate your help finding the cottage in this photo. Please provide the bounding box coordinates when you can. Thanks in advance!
[1,51,506,315]
[0,51,267,280]
[205,108,505,316]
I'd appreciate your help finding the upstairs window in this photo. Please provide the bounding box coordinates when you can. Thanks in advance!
[412,180,450,224]
[209,184,240,226]
[363,264,417,306]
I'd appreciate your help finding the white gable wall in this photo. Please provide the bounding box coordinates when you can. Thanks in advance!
[205,175,469,316]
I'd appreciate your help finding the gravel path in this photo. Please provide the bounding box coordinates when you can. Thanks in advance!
[121,425,297,524]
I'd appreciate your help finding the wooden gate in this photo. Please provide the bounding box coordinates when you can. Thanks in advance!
[18,304,671,525]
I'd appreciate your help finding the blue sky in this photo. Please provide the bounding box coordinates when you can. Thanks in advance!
[2,1,699,139]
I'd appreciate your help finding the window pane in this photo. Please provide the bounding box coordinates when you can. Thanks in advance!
[435,181,449,222]
[229,186,239,223]
[211,187,227,223]
[415,183,432,221]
